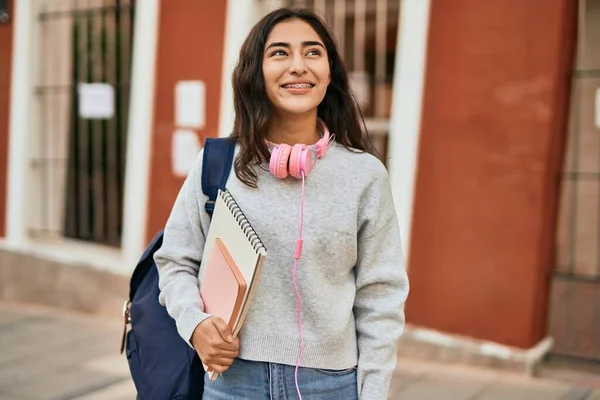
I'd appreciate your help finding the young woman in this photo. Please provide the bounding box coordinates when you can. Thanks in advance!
[154,7,409,400]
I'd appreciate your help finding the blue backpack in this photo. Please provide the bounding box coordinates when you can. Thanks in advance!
[121,137,236,400]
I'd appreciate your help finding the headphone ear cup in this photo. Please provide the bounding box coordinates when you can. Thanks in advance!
[269,144,291,179]
[289,144,312,179]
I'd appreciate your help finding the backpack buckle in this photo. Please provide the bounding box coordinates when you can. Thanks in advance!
[120,300,131,354]
[205,200,216,215]
[122,300,131,324]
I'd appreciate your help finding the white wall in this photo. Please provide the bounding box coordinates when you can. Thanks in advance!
[5,0,36,244]
[387,0,432,263]
[120,0,161,273]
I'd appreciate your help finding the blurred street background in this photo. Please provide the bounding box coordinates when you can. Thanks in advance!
[1,0,600,398]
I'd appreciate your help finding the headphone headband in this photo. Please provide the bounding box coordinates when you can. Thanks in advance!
[315,118,330,159]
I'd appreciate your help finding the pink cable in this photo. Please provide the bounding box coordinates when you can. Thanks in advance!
[293,171,306,400]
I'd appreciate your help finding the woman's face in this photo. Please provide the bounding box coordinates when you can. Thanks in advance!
[262,19,331,117]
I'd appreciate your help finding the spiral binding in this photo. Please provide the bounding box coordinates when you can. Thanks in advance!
[220,190,267,253]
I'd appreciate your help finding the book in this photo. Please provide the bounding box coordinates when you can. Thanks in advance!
[200,238,247,332]
[199,189,267,380]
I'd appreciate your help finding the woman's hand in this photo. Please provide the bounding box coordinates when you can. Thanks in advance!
[191,316,239,374]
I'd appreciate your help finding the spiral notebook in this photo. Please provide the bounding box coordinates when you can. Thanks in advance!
[199,189,267,379]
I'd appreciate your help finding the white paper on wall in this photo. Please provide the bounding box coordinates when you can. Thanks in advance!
[175,80,206,129]
[78,83,114,119]
[172,129,202,177]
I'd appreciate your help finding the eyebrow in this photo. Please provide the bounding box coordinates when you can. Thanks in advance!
[265,41,325,51]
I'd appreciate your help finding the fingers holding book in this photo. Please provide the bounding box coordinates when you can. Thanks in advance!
[192,316,240,374]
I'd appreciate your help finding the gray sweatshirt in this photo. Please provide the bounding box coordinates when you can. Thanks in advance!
[154,142,409,400]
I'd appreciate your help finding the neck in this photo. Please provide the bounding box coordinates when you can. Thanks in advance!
[266,112,321,146]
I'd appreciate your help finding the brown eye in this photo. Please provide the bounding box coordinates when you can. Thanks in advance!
[271,49,287,57]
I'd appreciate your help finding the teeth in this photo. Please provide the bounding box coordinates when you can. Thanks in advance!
[283,83,313,89]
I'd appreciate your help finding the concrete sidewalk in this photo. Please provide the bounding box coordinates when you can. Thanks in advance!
[0,301,596,400]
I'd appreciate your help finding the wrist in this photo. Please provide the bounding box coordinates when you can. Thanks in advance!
[176,305,212,348]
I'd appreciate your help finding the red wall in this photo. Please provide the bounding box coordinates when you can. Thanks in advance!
[406,0,578,349]
[146,1,227,241]
[0,1,14,238]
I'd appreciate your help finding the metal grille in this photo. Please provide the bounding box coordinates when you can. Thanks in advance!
[32,0,134,247]
[0,0,10,24]
[273,0,401,163]
[550,0,600,361]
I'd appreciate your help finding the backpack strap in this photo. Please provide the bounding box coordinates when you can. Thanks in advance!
[201,137,236,216]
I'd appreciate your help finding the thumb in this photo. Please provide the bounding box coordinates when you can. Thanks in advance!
[211,317,233,342]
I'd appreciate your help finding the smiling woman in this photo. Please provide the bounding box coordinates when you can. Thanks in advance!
[154,7,409,400]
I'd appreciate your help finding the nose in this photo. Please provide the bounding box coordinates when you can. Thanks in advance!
[288,53,307,75]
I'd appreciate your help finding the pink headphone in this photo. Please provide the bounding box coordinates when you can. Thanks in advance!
[268,118,332,179]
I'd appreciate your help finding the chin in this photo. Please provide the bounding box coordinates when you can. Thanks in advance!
[276,102,321,116]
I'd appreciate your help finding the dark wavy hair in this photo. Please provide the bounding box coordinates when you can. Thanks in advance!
[229,7,374,188]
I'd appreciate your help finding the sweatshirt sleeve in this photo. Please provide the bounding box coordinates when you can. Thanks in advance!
[153,150,213,348]
[354,165,410,400]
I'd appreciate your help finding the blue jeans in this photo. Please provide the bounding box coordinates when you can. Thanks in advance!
[202,358,358,400]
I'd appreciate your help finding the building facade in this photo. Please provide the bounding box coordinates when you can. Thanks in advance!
[0,0,597,371]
